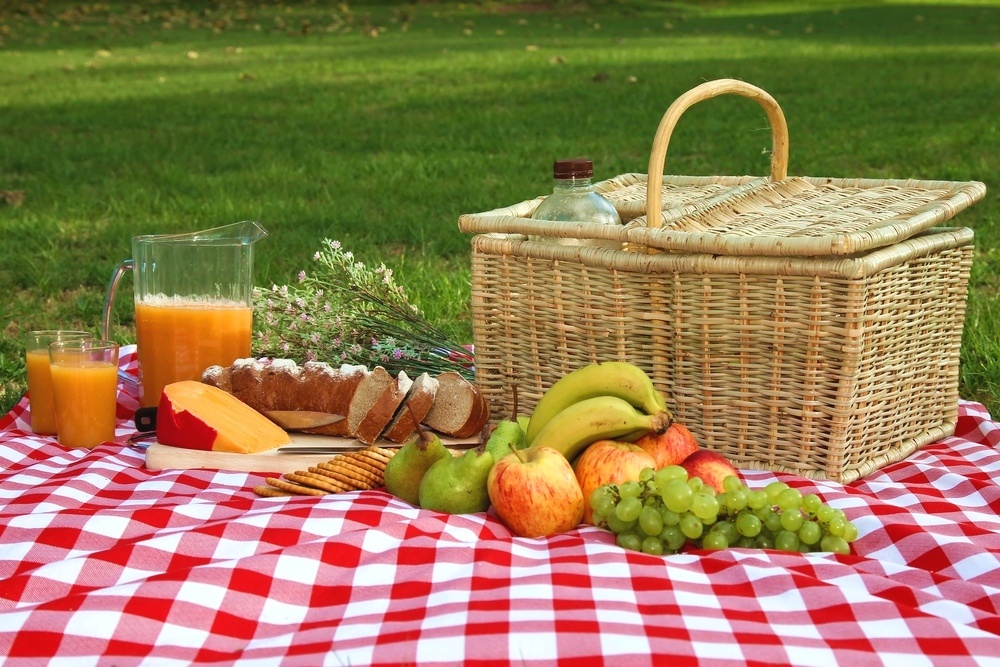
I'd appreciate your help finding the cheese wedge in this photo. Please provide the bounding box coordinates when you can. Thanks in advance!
[158,381,292,454]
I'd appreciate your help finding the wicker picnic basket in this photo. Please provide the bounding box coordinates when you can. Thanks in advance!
[458,79,986,483]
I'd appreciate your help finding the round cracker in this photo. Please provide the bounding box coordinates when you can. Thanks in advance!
[254,484,295,498]
[286,471,354,493]
[311,464,377,490]
[317,460,381,485]
[266,476,328,497]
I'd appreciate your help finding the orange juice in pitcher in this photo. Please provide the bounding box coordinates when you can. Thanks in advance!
[103,222,267,412]
[134,299,252,408]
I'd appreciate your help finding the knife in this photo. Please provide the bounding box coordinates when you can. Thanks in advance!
[263,410,345,431]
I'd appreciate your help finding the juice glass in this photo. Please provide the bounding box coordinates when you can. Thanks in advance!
[24,330,93,435]
[48,339,120,449]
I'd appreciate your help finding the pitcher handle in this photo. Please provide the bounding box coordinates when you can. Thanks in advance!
[102,259,134,340]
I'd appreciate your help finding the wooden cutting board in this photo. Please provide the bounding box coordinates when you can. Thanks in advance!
[145,433,477,475]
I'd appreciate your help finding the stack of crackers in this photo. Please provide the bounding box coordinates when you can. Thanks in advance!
[254,446,397,497]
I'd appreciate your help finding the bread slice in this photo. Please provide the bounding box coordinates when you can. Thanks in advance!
[349,368,412,445]
[424,371,490,439]
[296,362,368,437]
[382,372,440,444]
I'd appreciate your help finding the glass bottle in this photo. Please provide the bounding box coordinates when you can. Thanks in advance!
[530,158,622,248]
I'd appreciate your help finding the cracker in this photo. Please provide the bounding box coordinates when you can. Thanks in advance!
[310,464,376,490]
[316,460,381,486]
[286,471,354,493]
[254,484,295,498]
[265,476,328,497]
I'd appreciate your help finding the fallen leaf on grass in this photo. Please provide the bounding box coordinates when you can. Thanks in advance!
[0,191,26,207]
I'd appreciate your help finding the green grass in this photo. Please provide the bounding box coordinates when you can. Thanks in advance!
[1,0,998,417]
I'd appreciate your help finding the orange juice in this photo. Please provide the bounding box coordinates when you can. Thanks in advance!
[50,361,119,448]
[26,350,59,434]
[134,299,252,407]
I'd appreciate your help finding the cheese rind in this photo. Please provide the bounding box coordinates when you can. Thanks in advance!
[158,381,292,454]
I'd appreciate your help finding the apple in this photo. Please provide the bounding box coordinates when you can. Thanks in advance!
[634,422,699,469]
[487,446,585,538]
[681,449,740,493]
[574,440,656,524]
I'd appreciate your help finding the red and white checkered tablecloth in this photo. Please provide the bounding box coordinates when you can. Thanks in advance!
[1,346,999,666]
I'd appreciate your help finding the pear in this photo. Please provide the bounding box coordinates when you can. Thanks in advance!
[485,385,527,464]
[418,441,494,514]
[383,411,450,506]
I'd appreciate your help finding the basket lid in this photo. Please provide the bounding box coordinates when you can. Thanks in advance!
[459,80,986,257]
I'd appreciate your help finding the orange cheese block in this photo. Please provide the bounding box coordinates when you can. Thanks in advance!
[158,380,292,454]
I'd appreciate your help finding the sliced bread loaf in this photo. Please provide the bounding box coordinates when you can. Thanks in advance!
[382,372,440,444]
[424,371,490,439]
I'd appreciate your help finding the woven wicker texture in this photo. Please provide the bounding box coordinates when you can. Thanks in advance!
[459,79,983,482]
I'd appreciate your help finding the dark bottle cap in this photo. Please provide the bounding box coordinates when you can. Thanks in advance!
[553,158,594,179]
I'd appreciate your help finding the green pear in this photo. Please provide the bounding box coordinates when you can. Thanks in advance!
[485,385,527,464]
[517,415,531,435]
[418,442,494,514]
[383,416,450,506]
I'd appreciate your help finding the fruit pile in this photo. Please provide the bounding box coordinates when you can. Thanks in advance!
[382,361,859,556]
[590,467,858,556]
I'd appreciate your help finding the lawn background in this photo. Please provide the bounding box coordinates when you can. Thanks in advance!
[1,0,997,417]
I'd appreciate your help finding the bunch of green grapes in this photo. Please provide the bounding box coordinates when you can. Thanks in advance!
[589,465,858,557]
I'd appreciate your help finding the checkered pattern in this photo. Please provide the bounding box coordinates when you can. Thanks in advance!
[1,346,999,665]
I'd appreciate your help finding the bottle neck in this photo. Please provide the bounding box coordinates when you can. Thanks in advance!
[553,177,595,192]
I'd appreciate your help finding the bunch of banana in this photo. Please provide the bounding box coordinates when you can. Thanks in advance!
[525,362,672,461]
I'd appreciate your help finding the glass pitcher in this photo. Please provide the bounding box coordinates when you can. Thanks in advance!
[102,221,267,409]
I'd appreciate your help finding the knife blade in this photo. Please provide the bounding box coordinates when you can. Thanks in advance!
[264,410,345,431]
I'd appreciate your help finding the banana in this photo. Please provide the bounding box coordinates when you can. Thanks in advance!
[525,362,669,444]
[530,395,672,462]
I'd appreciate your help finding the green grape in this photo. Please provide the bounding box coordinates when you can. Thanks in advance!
[776,487,803,511]
[820,534,851,555]
[679,513,704,540]
[662,480,694,513]
[774,530,800,553]
[617,531,643,552]
[606,511,635,535]
[754,534,775,550]
[686,476,704,493]
[735,512,762,537]
[691,493,720,520]
[615,496,643,523]
[619,481,642,500]
[643,481,661,498]
[816,504,836,523]
[802,493,822,514]
[746,490,768,510]
[639,506,664,537]
[753,505,772,521]
[710,520,740,545]
[595,495,616,518]
[780,509,805,532]
[736,536,755,549]
[765,481,789,504]
[702,531,728,550]
[726,491,748,512]
[641,536,665,555]
[590,485,615,511]
[654,465,688,486]
[842,521,859,543]
[763,511,783,533]
[592,510,608,527]
[723,475,743,493]
[827,516,846,537]
[798,520,821,545]
[639,467,655,483]
[660,525,686,551]
[659,507,681,526]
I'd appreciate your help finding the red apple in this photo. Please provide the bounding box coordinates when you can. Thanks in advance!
[574,440,656,524]
[634,422,699,469]
[487,446,585,538]
[681,449,740,493]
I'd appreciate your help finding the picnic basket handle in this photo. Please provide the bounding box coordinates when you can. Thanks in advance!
[646,79,789,228]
